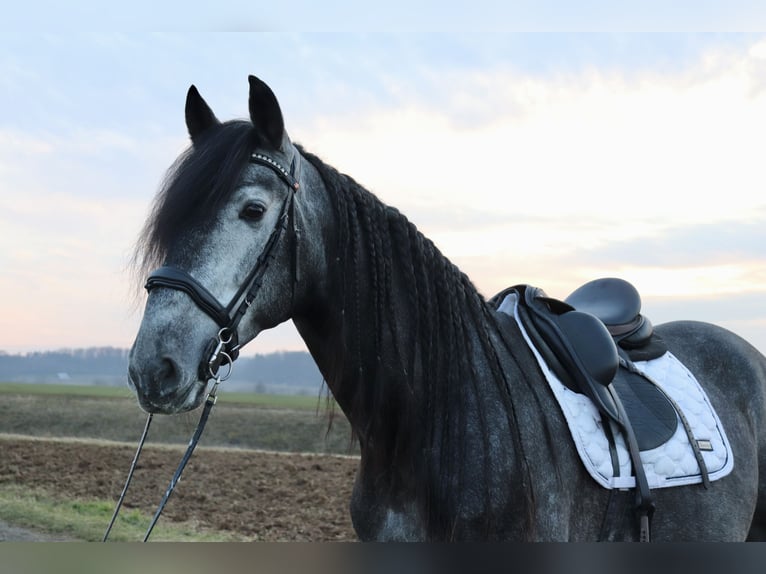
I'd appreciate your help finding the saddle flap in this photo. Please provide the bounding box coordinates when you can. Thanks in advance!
[555,311,618,387]
[511,287,622,422]
[612,367,679,451]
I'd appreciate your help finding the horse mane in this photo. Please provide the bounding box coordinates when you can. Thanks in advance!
[299,148,535,539]
[133,120,264,281]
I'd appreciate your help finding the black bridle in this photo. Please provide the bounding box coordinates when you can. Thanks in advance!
[145,151,301,380]
[103,150,300,542]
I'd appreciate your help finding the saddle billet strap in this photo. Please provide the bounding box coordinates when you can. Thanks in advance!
[606,384,655,542]
[597,413,622,541]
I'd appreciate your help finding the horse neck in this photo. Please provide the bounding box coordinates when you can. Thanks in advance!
[291,158,512,446]
[290,159,547,538]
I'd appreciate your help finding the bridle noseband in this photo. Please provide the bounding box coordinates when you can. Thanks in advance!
[144,151,301,381]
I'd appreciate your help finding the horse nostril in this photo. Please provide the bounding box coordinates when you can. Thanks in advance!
[128,364,140,387]
[132,356,182,396]
[156,357,180,390]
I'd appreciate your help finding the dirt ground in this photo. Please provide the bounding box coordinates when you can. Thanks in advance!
[0,436,359,541]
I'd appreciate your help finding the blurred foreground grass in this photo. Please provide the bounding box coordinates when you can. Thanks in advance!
[0,484,244,542]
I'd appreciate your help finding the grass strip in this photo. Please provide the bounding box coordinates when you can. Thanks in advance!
[0,484,245,542]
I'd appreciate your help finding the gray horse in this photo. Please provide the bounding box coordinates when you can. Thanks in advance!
[128,75,766,541]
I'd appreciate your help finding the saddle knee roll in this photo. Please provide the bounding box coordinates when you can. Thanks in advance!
[555,311,619,387]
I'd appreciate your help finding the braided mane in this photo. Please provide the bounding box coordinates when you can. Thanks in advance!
[299,149,531,538]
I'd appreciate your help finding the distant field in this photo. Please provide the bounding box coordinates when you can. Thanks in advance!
[0,382,326,410]
[0,382,355,455]
[0,382,134,398]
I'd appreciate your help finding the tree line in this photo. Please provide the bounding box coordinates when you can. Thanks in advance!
[0,347,323,389]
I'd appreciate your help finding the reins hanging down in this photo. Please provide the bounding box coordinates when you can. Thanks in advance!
[103,337,230,542]
[102,412,153,541]
[143,377,221,541]
[104,151,299,542]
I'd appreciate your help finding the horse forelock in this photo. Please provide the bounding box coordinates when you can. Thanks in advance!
[132,121,264,286]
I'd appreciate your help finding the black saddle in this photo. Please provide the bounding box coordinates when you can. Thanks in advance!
[565,277,667,361]
[492,282,677,449]
[490,278,710,541]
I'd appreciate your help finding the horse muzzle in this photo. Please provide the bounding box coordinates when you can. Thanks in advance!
[128,355,205,414]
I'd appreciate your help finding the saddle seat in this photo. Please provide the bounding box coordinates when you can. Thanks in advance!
[565,277,663,357]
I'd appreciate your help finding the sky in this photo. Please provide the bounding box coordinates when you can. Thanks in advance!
[1,16,765,357]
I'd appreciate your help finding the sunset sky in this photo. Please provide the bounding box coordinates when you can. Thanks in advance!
[1,20,765,357]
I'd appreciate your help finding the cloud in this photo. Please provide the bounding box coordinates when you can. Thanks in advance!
[302,38,766,232]
[0,124,184,352]
[6,2,766,32]
[644,291,766,355]
[294,36,766,315]
[3,33,766,357]
[645,290,766,322]
[576,218,766,268]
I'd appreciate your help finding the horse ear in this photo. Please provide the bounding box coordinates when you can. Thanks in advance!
[185,85,220,142]
[248,75,285,150]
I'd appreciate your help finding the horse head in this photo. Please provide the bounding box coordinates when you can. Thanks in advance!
[128,76,328,414]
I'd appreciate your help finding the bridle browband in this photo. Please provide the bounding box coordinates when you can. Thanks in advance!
[145,151,301,380]
[103,150,301,542]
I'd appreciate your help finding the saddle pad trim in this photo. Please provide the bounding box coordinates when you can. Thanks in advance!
[498,293,734,490]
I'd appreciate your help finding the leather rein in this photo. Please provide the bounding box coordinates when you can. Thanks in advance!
[103,151,300,541]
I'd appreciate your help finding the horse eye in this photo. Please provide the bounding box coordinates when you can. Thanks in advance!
[240,203,266,221]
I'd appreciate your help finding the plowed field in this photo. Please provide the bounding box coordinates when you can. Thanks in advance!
[0,436,358,541]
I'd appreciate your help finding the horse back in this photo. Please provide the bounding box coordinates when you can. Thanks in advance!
[654,320,766,417]
[655,319,766,540]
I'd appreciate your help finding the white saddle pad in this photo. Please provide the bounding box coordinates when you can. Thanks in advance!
[497,293,734,490]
